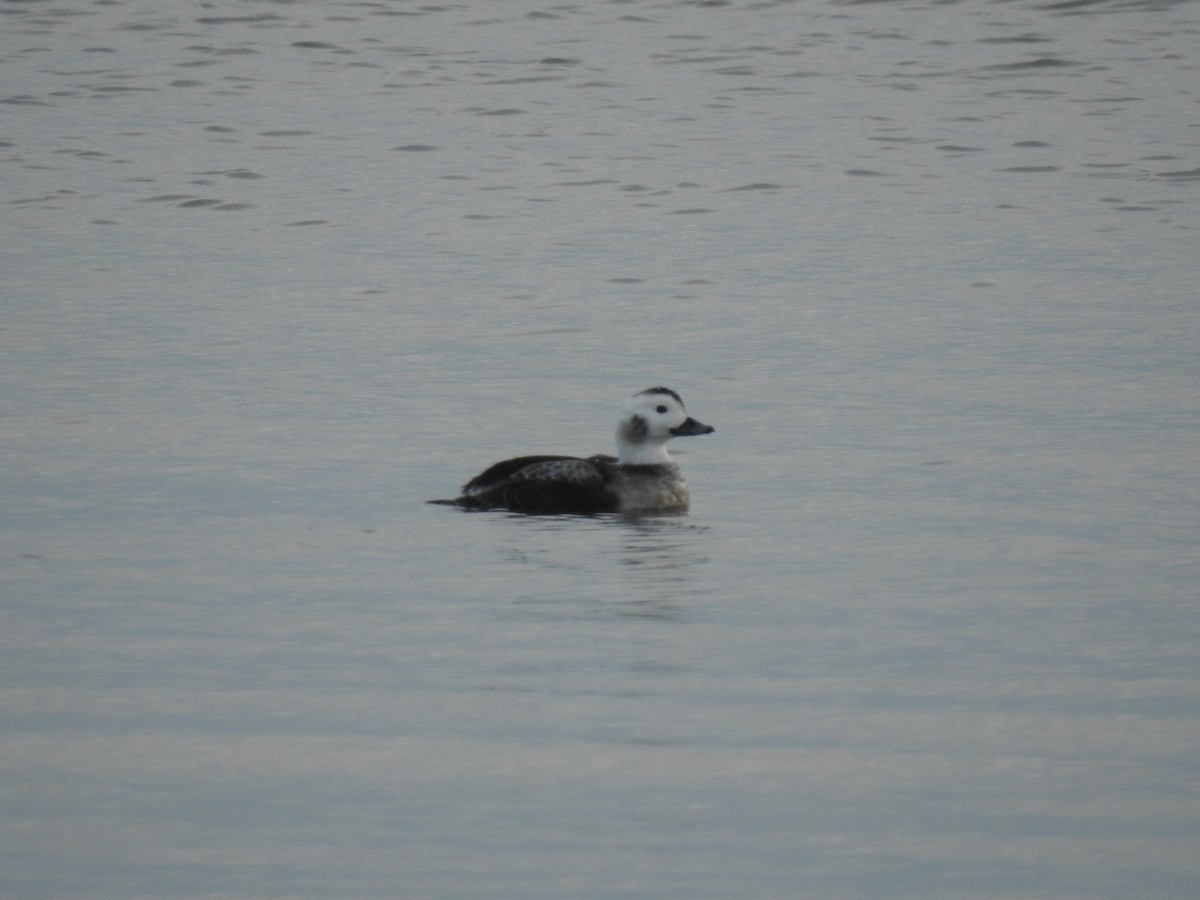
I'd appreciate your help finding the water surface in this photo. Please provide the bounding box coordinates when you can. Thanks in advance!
[2,0,1198,897]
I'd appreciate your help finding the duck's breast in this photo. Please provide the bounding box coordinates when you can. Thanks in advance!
[608,464,689,511]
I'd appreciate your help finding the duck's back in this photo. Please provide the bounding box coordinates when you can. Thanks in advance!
[453,454,620,514]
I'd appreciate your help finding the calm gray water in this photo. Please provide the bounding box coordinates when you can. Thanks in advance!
[3,0,1199,897]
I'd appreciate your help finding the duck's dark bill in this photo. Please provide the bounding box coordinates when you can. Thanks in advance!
[670,417,714,436]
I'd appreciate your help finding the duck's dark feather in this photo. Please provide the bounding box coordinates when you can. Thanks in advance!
[460,455,609,495]
[432,454,675,514]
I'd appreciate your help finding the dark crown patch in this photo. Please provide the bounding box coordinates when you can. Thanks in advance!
[637,386,683,407]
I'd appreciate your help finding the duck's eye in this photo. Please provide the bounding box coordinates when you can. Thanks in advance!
[656,405,668,414]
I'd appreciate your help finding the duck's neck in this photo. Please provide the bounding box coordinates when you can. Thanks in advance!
[616,441,674,466]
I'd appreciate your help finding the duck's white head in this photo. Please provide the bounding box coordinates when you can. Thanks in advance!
[615,387,714,465]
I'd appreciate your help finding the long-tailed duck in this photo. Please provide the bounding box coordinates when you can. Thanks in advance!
[430,387,714,514]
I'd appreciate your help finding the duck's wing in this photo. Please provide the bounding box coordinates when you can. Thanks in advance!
[460,455,618,513]
[461,455,584,495]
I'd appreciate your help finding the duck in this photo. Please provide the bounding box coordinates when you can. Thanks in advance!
[429,387,714,514]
